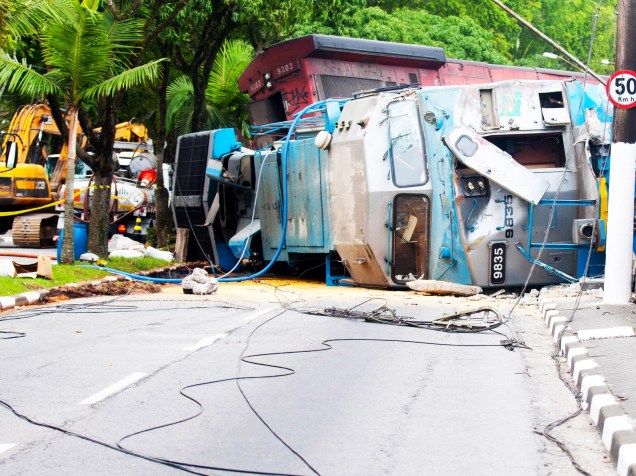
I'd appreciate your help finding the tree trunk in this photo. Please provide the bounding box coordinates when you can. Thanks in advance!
[87,171,113,258]
[154,51,172,249]
[154,152,171,249]
[190,74,208,132]
[82,99,118,258]
[60,107,78,265]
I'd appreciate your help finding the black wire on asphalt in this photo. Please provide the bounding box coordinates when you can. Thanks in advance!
[0,330,25,339]
[0,286,526,476]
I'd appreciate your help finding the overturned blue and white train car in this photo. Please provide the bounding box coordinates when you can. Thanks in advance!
[171,79,612,288]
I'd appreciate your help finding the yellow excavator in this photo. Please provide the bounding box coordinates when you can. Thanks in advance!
[0,102,151,247]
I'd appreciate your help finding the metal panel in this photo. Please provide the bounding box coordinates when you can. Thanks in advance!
[257,153,283,256]
[172,133,212,196]
[171,131,219,263]
[286,141,325,248]
[318,75,383,99]
[335,243,389,288]
[541,107,570,125]
[444,126,549,205]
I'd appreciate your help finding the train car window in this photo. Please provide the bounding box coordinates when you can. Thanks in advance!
[387,100,427,187]
[247,93,287,126]
[485,134,566,169]
[391,194,429,282]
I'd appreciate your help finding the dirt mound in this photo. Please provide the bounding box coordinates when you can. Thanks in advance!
[44,281,162,302]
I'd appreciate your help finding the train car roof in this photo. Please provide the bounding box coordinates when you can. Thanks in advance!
[239,34,604,96]
[238,34,447,93]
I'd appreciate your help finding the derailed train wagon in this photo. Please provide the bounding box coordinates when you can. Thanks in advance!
[171,77,612,288]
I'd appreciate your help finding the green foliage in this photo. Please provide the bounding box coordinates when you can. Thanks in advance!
[0,0,46,50]
[166,76,194,135]
[205,39,252,138]
[0,0,169,262]
[417,0,519,59]
[292,6,509,64]
[288,1,616,70]
[166,39,252,138]
[0,0,15,49]
[2,0,620,150]
[0,54,59,97]
[0,0,163,107]
[106,256,173,273]
[238,0,313,51]
[511,0,617,69]
[82,59,166,100]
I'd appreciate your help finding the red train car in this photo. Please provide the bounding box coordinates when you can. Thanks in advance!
[239,34,594,127]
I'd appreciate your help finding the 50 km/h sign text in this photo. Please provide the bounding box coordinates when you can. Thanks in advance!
[607,70,636,109]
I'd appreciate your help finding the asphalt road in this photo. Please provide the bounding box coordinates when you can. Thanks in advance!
[0,283,616,475]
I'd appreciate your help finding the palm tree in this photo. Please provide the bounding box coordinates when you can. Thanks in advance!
[0,0,38,48]
[167,39,253,140]
[0,0,164,262]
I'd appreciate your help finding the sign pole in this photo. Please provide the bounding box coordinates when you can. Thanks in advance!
[604,0,636,304]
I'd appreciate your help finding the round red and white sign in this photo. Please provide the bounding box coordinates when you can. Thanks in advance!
[606,70,636,109]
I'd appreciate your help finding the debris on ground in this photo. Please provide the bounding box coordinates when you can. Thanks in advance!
[406,279,482,297]
[0,259,16,277]
[554,280,605,298]
[495,293,518,300]
[108,234,144,252]
[79,252,99,262]
[36,255,53,279]
[43,281,161,302]
[181,268,218,295]
[144,246,174,262]
[108,234,145,259]
[107,234,174,262]
[109,249,145,259]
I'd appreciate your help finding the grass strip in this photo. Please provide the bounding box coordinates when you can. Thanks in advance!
[0,257,173,297]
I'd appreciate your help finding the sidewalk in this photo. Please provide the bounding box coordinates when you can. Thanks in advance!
[538,283,636,476]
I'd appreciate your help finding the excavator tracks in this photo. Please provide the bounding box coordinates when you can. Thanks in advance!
[12,213,58,248]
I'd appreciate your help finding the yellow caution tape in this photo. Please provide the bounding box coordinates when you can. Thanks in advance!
[0,184,95,217]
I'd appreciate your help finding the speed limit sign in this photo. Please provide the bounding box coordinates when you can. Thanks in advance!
[607,70,636,109]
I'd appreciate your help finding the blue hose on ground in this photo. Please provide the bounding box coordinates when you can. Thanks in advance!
[80,265,183,283]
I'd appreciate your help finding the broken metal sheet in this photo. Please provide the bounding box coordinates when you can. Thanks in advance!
[444,126,550,205]
[228,219,261,259]
[406,279,482,296]
[203,193,220,226]
[585,108,611,145]
[541,107,570,126]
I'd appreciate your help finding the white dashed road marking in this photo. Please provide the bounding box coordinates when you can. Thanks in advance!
[183,333,227,351]
[79,372,148,405]
[243,308,276,322]
[0,444,16,455]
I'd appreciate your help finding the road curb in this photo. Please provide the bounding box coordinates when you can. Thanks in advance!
[0,275,127,312]
[0,265,184,313]
[538,291,636,476]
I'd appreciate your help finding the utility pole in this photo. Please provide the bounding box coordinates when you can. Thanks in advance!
[490,0,606,84]
[604,0,636,303]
